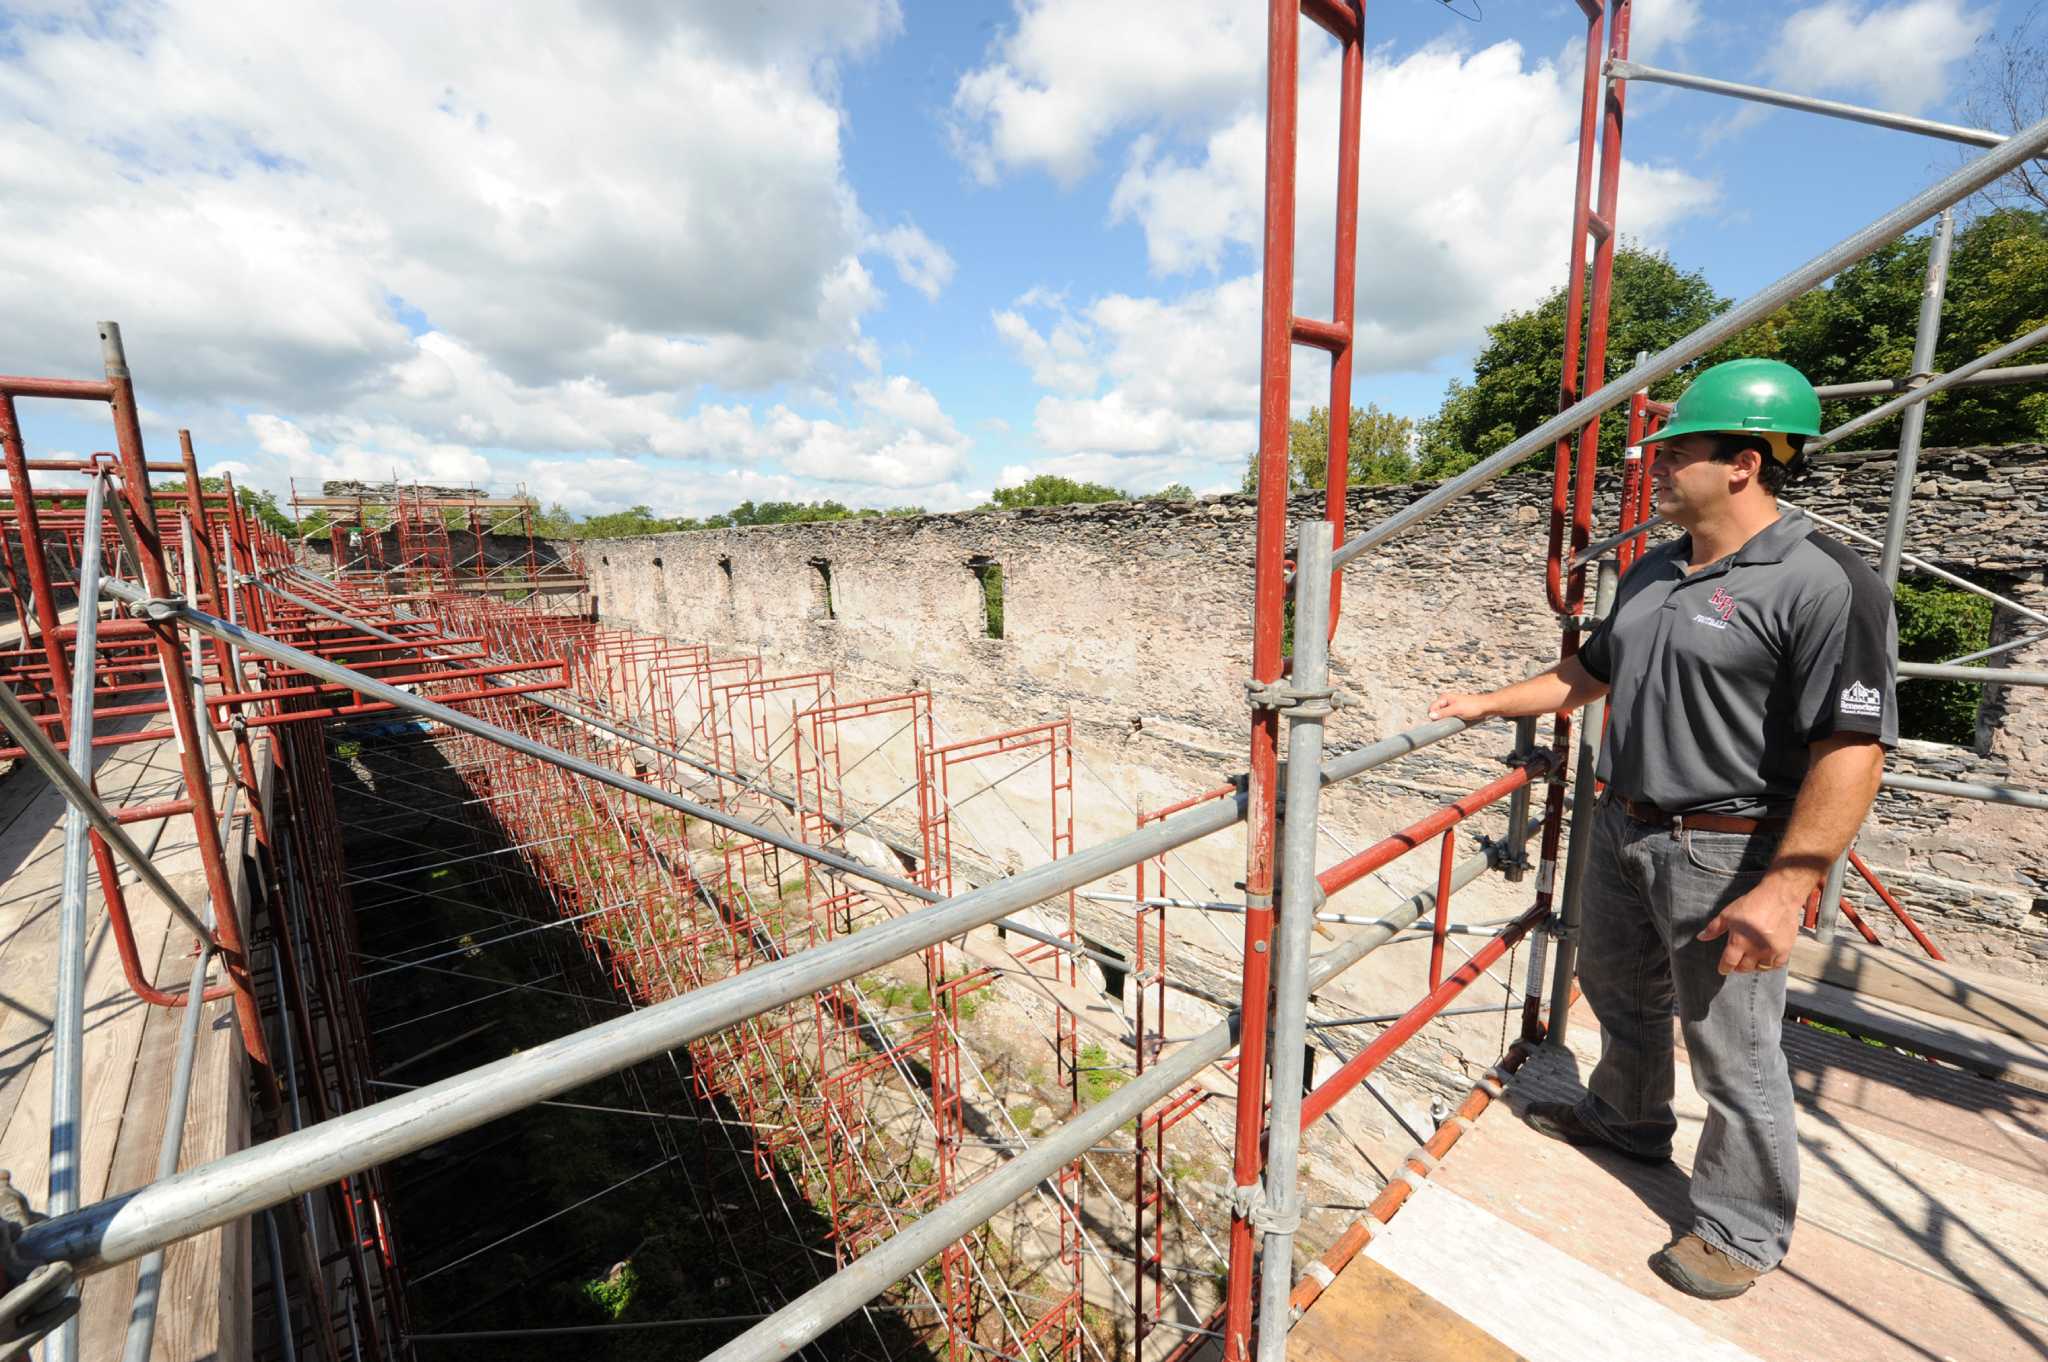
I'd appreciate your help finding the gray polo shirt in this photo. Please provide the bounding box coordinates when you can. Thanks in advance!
[1576,509,1897,818]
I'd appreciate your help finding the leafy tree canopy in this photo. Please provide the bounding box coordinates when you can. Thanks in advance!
[1723,208,2048,450]
[1243,401,1417,492]
[530,498,925,539]
[980,475,1126,509]
[156,477,296,536]
[1416,245,1732,480]
[1417,214,2048,481]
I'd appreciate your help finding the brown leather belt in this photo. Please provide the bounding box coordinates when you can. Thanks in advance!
[1615,797,1785,835]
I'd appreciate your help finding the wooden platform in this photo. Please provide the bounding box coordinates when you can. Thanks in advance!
[1303,988,2048,1362]
[1289,1245,1523,1361]
[1787,939,2048,1092]
[0,723,250,1360]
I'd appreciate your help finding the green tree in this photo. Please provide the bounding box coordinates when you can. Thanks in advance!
[1727,209,2048,449]
[156,477,295,535]
[1245,402,1417,492]
[577,504,699,538]
[530,502,578,538]
[1152,482,1195,501]
[1417,217,2048,481]
[1420,245,1733,479]
[1894,580,1993,745]
[980,475,1126,509]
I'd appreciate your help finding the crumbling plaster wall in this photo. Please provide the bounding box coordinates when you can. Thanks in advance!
[571,446,2048,1008]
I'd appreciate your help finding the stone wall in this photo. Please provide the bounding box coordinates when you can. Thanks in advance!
[568,444,2048,985]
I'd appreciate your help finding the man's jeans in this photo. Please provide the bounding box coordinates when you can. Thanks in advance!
[1573,798,1801,1272]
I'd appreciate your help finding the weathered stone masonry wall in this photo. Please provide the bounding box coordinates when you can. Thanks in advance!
[571,445,2048,981]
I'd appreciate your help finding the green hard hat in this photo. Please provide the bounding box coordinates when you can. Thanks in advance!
[1633,357,1822,463]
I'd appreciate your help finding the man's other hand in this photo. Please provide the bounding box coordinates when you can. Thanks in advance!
[1697,886,1802,975]
[1428,692,1493,722]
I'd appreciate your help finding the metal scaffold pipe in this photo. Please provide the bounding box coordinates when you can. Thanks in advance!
[1547,559,1617,1046]
[1812,363,2048,399]
[270,566,933,867]
[1806,318,2048,457]
[0,686,213,947]
[100,576,932,903]
[46,471,107,1362]
[1605,58,2005,148]
[1327,108,2048,575]
[17,775,1245,1275]
[1255,522,1335,1362]
[17,601,1486,1281]
[704,830,1533,1362]
[1898,661,2048,687]
[1881,772,2048,811]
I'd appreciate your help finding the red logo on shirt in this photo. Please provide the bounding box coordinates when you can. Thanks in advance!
[1708,587,1738,622]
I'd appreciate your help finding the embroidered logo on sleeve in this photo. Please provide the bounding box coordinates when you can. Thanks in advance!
[1840,681,1883,717]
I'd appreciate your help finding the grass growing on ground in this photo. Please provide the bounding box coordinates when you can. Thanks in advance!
[1078,1042,1128,1104]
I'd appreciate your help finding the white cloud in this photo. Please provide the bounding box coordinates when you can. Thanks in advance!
[978,22,1717,482]
[234,370,969,511]
[950,0,1263,184]
[1630,0,1704,64]
[1767,1,1993,113]
[2,3,897,403]
[992,303,1100,394]
[1107,40,1717,361]
[868,223,958,301]
[246,412,493,490]
[0,0,992,520]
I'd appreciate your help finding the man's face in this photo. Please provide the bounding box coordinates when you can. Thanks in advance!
[1650,434,1741,526]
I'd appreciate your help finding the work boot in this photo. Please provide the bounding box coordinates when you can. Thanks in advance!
[1523,1100,1671,1164]
[1650,1233,1765,1300]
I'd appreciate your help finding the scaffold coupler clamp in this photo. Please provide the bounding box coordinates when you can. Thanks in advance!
[1235,1182,1302,1236]
[1475,831,1529,881]
[1244,679,1350,722]
[0,1171,77,1361]
[126,594,185,623]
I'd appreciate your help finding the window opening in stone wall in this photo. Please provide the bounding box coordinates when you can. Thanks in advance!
[968,556,1004,639]
[1895,576,1991,746]
[651,556,663,570]
[809,557,835,620]
[718,555,733,587]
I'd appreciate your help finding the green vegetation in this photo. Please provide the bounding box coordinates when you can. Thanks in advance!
[973,561,1005,638]
[1895,580,1993,745]
[1243,401,1421,492]
[1408,215,2048,745]
[1416,245,1733,479]
[155,476,297,535]
[580,1262,638,1319]
[980,474,1126,509]
[1077,1042,1128,1104]
[1417,213,2048,481]
[534,499,927,540]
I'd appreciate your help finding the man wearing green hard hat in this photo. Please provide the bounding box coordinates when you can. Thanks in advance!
[1430,358,1896,1300]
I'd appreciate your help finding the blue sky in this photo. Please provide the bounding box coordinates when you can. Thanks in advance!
[0,0,2032,515]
